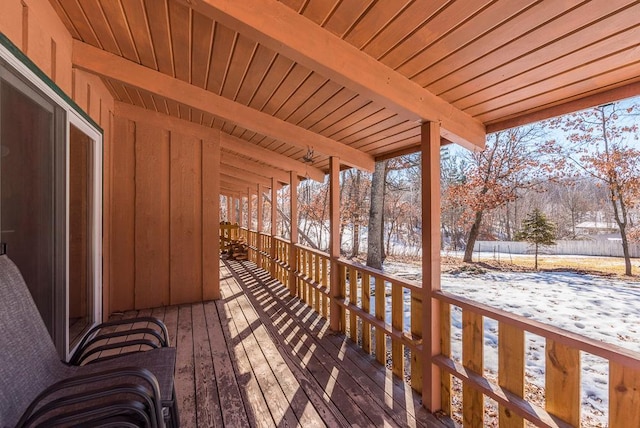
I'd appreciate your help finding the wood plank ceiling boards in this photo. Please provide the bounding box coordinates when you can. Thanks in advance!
[54,0,640,167]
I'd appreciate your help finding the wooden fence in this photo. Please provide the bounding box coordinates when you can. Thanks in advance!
[474,240,640,258]
[238,228,640,427]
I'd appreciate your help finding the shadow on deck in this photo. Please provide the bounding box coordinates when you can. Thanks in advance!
[119,259,448,427]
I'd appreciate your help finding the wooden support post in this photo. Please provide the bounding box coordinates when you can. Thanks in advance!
[289,172,298,296]
[256,184,263,268]
[421,121,442,411]
[329,156,343,332]
[238,196,244,227]
[270,177,277,278]
[226,195,232,222]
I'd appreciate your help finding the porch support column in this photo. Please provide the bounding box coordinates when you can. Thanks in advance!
[247,187,253,260]
[329,156,343,332]
[247,187,253,230]
[203,131,221,300]
[238,195,244,227]
[226,195,232,222]
[288,171,298,296]
[256,183,263,268]
[270,177,278,278]
[421,121,442,411]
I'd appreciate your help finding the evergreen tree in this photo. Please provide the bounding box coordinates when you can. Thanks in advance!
[515,209,556,270]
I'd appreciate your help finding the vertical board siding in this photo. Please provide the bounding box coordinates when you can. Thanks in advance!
[134,122,170,309]
[170,132,203,305]
[110,107,219,310]
[111,116,136,311]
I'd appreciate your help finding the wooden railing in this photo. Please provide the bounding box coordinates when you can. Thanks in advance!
[234,228,640,426]
[434,291,640,427]
[272,236,290,287]
[294,245,330,319]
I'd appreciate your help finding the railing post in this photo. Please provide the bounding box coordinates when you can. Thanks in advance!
[256,183,263,268]
[289,172,298,296]
[270,178,277,278]
[247,187,252,230]
[421,121,442,412]
[329,156,343,332]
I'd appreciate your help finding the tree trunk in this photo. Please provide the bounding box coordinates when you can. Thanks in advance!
[620,225,632,276]
[463,210,483,262]
[352,223,360,258]
[367,161,386,269]
[534,243,539,270]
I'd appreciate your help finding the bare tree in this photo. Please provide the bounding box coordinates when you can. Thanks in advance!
[444,125,550,263]
[549,102,640,275]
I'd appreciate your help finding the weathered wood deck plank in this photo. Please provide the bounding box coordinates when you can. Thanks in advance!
[109,260,446,427]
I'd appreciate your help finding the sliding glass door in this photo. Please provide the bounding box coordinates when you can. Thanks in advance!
[0,66,66,352]
[0,50,102,359]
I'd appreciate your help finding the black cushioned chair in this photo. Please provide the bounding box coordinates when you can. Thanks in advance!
[0,255,179,427]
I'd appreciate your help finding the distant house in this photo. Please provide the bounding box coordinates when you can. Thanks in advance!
[575,221,621,241]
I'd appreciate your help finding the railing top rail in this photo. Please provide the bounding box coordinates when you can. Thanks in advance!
[273,236,291,244]
[336,258,422,293]
[293,243,331,258]
[435,290,640,368]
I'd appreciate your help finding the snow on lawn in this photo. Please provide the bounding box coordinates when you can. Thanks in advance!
[377,264,640,426]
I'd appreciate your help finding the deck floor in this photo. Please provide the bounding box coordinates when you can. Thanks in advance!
[118,259,446,427]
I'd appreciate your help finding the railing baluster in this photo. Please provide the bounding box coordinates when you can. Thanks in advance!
[375,275,385,365]
[362,272,371,354]
[546,339,580,426]
[349,267,358,343]
[391,281,403,378]
[498,322,524,428]
[307,252,313,308]
[321,256,328,319]
[339,264,346,333]
[314,254,320,313]
[462,310,483,427]
[440,300,451,414]
[411,290,423,394]
[610,361,640,427]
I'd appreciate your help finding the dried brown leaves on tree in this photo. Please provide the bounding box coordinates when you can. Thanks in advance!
[547,102,640,275]
[443,125,552,262]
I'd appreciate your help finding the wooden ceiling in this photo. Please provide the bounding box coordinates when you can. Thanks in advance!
[51,0,640,179]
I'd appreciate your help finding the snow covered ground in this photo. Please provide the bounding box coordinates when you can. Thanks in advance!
[374,263,640,426]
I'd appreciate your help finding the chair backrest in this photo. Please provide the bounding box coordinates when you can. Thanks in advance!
[0,255,65,427]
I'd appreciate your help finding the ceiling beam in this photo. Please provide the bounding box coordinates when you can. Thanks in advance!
[221,174,265,190]
[114,102,325,182]
[220,168,271,188]
[177,0,485,150]
[486,81,640,133]
[74,40,374,171]
[221,132,324,182]
[221,150,289,184]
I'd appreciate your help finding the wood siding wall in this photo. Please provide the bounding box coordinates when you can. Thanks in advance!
[111,111,220,312]
[1,0,115,319]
